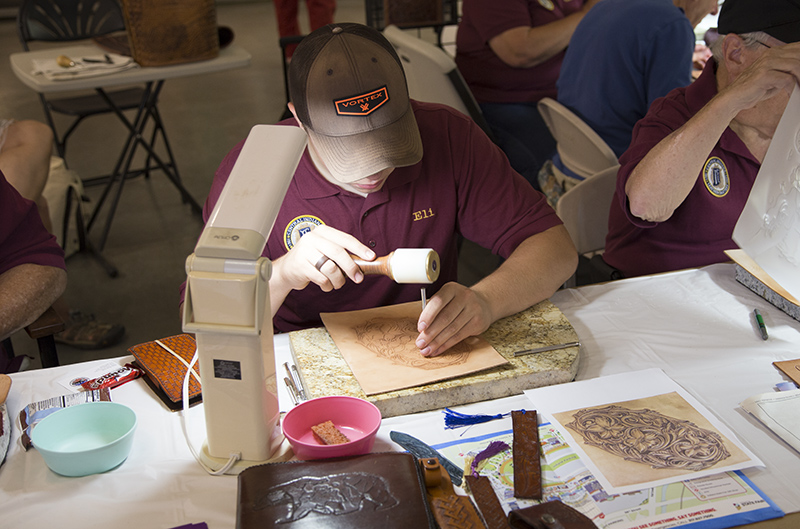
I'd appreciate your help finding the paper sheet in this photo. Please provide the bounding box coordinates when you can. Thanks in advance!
[433,425,782,529]
[523,368,763,494]
[741,389,800,454]
[320,301,508,395]
[733,85,800,302]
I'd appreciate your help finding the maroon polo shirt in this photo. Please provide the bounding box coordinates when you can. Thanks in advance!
[0,170,65,275]
[200,101,561,332]
[455,0,586,104]
[604,61,761,278]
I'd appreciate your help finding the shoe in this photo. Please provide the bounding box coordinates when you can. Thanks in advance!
[55,311,125,350]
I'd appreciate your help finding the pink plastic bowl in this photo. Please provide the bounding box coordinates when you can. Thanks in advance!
[282,396,382,460]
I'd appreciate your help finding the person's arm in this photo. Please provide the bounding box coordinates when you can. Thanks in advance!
[488,0,602,68]
[268,225,376,318]
[0,263,67,341]
[415,224,577,357]
[626,39,800,223]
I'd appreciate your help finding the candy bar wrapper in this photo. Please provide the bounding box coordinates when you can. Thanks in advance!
[18,388,111,450]
[80,364,142,391]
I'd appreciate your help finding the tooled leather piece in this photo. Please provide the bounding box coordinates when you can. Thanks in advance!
[129,334,200,405]
[508,500,596,529]
[512,410,542,499]
[237,453,435,528]
[431,495,487,529]
[466,474,510,529]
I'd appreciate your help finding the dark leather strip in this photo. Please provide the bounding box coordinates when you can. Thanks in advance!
[466,474,510,529]
[512,410,542,499]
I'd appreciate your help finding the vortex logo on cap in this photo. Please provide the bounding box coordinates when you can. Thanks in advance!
[335,86,389,116]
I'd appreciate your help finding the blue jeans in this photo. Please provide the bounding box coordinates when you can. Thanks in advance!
[480,102,556,191]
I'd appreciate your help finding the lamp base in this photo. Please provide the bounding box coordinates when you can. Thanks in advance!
[198,437,294,475]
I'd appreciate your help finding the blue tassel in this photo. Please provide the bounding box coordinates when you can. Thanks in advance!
[442,408,517,429]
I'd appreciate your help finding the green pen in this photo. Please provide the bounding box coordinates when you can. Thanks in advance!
[754,309,768,340]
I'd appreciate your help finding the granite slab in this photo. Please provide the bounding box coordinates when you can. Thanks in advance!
[288,299,580,418]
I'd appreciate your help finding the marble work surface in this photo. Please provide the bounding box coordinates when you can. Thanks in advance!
[289,299,580,418]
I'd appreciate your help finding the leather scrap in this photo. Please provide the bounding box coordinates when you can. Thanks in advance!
[466,474,510,529]
[508,500,595,529]
[512,410,542,499]
[420,458,486,529]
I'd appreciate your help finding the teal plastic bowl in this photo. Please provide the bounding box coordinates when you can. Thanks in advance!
[31,402,137,477]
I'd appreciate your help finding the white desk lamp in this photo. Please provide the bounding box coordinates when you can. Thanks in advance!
[182,124,307,472]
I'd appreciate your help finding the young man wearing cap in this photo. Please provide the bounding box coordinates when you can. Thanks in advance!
[601,0,800,278]
[201,23,578,357]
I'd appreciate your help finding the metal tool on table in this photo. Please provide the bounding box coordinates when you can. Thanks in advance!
[390,430,463,486]
[513,342,581,357]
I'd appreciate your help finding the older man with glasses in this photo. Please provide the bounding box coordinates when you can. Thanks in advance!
[600,0,800,279]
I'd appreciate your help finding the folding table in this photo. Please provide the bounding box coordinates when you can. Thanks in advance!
[9,43,252,252]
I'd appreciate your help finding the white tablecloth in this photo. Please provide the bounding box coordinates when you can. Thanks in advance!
[1,263,798,528]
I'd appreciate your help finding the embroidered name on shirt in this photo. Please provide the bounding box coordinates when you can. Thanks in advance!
[412,208,435,222]
[335,87,389,116]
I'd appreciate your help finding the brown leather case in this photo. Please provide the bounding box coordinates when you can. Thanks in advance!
[508,501,595,529]
[237,452,436,529]
[512,410,542,499]
[128,334,201,411]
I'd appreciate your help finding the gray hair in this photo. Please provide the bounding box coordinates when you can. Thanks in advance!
[711,31,772,62]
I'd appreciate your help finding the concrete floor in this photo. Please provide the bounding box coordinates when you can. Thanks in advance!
[2,1,498,369]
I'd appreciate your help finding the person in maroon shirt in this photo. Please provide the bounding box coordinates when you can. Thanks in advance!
[603,0,800,278]
[455,0,603,189]
[0,170,66,347]
[194,24,578,358]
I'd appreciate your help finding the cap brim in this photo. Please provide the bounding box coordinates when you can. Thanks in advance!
[306,103,423,183]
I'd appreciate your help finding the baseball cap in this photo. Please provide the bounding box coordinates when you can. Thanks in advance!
[288,23,423,183]
[718,0,800,43]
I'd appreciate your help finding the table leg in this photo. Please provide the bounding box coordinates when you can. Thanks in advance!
[86,81,202,250]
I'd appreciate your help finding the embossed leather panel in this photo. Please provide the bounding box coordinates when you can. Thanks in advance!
[237,452,435,528]
[512,410,542,499]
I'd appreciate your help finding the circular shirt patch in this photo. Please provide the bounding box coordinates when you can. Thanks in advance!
[702,157,730,197]
[538,0,555,9]
[283,215,324,250]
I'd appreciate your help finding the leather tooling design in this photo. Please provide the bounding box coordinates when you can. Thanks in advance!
[565,405,731,471]
[354,317,471,369]
[254,472,399,522]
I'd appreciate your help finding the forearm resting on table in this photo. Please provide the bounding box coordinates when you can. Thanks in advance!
[471,225,578,323]
[625,95,739,223]
[0,263,67,341]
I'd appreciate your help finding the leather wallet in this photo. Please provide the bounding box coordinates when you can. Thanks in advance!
[129,334,201,411]
[237,452,436,529]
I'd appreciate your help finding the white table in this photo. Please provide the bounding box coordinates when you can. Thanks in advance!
[9,44,252,252]
[1,263,798,528]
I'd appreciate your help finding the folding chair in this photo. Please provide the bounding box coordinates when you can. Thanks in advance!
[537,97,619,180]
[382,25,493,140]
[555,164,620,287]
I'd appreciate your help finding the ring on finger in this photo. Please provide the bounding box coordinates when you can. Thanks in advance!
[314,255,330,271]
